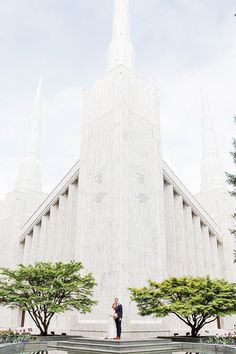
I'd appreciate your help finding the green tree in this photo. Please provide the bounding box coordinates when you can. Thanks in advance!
[130,276,236,337]
[226,116,236,259]
[0,261,97,335]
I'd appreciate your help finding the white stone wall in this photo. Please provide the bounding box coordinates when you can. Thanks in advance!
[0,0,234,337]
[163,171,224,281]
[13,158,232,336]
[197,189,236,283]
[76,65,167,333]
[20,179,79,266]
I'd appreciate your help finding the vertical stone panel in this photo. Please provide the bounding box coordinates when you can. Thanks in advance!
[30,224,41,264]
[217,240,225,278]
[22,234,32,265]
[174,193,186,275]
[37,214,50,262]
[192,215,204,276]
[183,204,195,275]
[209,234,220,278]
[63,182,78,261]
[164,183,177,276]
[201,224,213,277]
[18,241,24,264]
[55,193,68,261]
[46,203,59,261]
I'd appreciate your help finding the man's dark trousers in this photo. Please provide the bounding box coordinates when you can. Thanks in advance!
[115,304,123,338]
[115,318,122,338]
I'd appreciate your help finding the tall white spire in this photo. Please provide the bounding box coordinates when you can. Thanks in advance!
[200,93,226,192]
[107,0,135,71]
[15,78,42,191]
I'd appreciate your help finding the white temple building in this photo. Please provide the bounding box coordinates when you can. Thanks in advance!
[0,0,235,336]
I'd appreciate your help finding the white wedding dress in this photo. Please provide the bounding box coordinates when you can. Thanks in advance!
[107,308,117,339]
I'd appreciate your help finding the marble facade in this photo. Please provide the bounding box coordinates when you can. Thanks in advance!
[0,0,235,336]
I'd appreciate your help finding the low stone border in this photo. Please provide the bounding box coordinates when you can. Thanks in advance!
[0,340,47,354]
[0,338,235,354]
[190,342,236,354]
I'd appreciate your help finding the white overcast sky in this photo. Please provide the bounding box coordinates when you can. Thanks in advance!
[0,0,235,199]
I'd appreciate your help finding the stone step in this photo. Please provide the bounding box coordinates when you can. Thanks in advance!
[71,338,171,345]
[48,343,187,354]
[53,340,177,351]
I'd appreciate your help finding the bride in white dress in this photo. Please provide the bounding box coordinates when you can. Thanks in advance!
[107,303,117,339]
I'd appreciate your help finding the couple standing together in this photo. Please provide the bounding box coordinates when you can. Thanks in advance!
[107,298,123,340]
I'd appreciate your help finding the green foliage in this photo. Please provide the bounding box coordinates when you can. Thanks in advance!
[226,116,236,256]
[0,261,97,335]
[206,334,236,345]
[130,276,236,336]
[0,330,36,343]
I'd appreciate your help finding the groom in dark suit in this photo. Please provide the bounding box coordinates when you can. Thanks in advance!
[114,297,123,339]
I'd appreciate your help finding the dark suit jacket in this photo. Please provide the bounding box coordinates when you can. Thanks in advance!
[117,304,123,319]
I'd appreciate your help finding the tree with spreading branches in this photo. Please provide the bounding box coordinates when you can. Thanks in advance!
[130,276,236,336]
[0,261,97,335]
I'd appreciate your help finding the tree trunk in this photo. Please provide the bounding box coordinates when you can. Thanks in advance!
[40,324,49,336]
[191,327,199,337]
[39,325,48,336]
[28,310,55,336]
[20,310,25,327]
[40,331,48,336]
